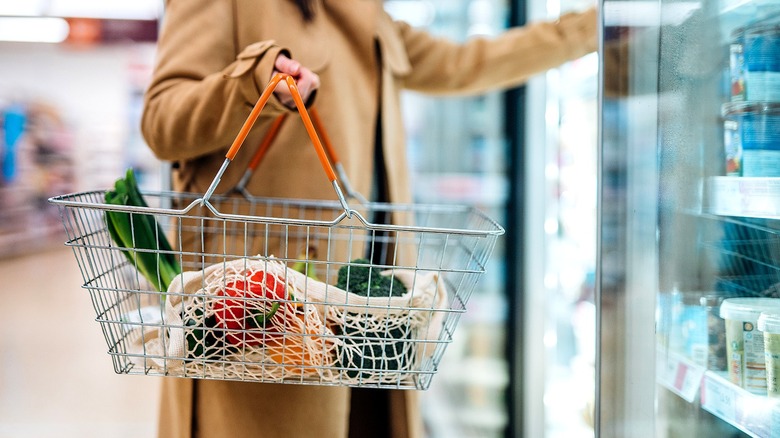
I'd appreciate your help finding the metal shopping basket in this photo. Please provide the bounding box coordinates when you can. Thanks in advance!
[49,74,504,390]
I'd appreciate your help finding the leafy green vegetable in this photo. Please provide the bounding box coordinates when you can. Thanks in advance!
[104,169,181,292]
[336,258,406,298]
[336,259,413,377]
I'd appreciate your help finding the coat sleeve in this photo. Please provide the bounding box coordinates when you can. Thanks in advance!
[141,0,291,161]
[395,7,597,95]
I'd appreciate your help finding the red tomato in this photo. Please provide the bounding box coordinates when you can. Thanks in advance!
[213,271,286,346]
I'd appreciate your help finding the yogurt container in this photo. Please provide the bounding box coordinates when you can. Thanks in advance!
[743,23,780,102]
[758,311,780,398]
[722,102,780,177]
[720,297,780,395]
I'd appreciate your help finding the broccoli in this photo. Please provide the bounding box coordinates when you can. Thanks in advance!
[336,259,414,378]
[336,258,407,297]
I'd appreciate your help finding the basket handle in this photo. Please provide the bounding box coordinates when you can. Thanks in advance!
[202,73,351,214]
[233,107,366,204]
[234,113,288,191]
[308,108,367,203]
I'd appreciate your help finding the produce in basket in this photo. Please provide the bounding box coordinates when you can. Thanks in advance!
[173,259,338,379]
[129,257,448,384]
[184,308,222,358]
[336,258,406,298]
[335,259,415,378]
[213,270,285,346]
[291,245,320,281]
[104,169,181,292]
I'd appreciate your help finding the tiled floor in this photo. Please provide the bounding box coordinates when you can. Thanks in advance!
[0,248,160,438]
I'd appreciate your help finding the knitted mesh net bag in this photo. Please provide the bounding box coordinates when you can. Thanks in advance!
[130,258,447,385]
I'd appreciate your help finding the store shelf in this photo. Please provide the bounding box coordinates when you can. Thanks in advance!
[701,372,778,438]
[707,177,780,220]
[658,349,780,438]
[721,0,779,15]
[658,350,707,403]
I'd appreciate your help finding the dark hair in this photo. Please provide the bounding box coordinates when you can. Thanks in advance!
[295,0,315,21]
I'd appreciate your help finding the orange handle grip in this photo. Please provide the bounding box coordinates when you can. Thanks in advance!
[285,75,337,182]
[247,113,288,172]
[224,73,337,183]
[225,73,283,161]
[310,107,342,168]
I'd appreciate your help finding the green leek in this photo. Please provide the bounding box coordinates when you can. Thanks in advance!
[105,169,181,292]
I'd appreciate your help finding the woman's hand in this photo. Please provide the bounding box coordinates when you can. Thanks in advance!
[273,54,320,108]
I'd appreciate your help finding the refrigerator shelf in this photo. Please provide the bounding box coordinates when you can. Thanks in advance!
[657,349,707,403]
[707,177,780,220]
[658,350,780,438]
[701,371,778,438]
[721,0,780,15]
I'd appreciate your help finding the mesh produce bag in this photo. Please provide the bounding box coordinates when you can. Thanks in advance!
[130,257,448,384]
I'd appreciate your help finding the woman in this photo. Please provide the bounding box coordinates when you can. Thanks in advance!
[141,1,597,436]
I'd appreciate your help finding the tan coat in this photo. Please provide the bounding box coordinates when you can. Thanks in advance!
[141,1,596,437]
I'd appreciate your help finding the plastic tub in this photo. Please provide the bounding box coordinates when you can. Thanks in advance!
[720,297,780,395]
[743,23,780,102]
[722,102,780,177]
[758,311,780,398]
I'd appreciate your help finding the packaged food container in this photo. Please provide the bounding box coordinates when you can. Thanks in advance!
[668,292,727,370]
[723,118,742,176]
[720,298,780,395]
[729,27,746,102]
[722,102,780,177]
[701,294,727,371]
[758,311,780,398]
[669,291,706,360]
[743,23,780,102]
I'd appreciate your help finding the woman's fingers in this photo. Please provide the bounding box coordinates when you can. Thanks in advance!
[274,54,301,76]
[295,69,320,103]
[272,54,319,107]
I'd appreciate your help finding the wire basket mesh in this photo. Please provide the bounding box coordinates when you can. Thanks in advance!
[50,188,503,390]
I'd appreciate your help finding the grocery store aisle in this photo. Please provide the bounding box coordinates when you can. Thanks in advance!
[0,248,160,438]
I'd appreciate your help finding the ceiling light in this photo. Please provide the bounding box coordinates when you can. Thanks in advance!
[0,17,69,43]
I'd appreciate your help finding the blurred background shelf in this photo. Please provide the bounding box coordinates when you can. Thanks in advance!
[708,177,780,220]
[658,350,779,438]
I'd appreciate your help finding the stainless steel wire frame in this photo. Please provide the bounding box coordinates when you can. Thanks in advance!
[49,188,504,389]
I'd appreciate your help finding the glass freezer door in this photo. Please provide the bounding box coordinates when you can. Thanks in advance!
[598,0,780,437]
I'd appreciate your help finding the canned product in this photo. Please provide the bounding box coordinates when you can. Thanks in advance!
[722,102,780,177]
[743,23,780,102]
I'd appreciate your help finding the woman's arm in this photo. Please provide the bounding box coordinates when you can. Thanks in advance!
[141,0,290,161]
[396,7,597,95]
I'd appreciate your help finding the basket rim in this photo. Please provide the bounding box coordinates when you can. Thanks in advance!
[48,189,506,237]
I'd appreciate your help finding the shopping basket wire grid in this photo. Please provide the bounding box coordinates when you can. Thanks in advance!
[49,74,505,390]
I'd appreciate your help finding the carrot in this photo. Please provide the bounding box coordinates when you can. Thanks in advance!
[261,307,331,376]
